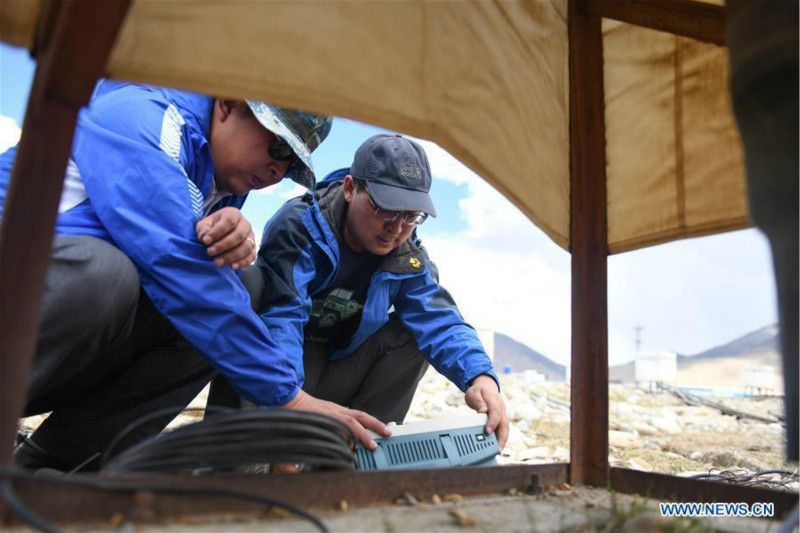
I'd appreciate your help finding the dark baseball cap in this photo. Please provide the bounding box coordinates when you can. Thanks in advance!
[350,134,437,217]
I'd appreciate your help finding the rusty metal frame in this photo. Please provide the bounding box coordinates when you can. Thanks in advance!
[2,464,796,525]
[610,468,799,518]
[568,0,610,487]
[1,464,568,524]
[2,0,794,529]
[0,0,132,468]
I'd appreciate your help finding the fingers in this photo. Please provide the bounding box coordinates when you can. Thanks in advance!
[486,394,508,449]
[205,221,246,253]
[209,231,257,269]
[352,410,391,437]
[471,393,489,413]
[484,397,502,434]
[484,396,509,448]
[272,463,300,474]
[465,378,509,449]
[197,209,237,245]
[464,387,487,413]
[196,208,257,269]
[195,214,215,242]
[496,415,510,449]
[332,407,390,450]
[341,416,379,450]
[282,391,389,450]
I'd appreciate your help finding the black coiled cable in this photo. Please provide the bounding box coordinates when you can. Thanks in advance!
[102,407,357,474]
[3,407,359,532]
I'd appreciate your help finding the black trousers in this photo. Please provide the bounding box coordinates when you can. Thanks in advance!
[20,235,214,470]
[209,266,429,424]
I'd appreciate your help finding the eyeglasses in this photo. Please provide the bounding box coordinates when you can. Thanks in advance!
[360,186,428,226]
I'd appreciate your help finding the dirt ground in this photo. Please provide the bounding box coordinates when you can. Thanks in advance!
[5,485,795,533]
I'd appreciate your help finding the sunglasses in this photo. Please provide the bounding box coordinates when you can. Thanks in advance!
[268,137,298,165]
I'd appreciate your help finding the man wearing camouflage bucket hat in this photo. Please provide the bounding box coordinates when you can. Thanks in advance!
[4,80,391,472]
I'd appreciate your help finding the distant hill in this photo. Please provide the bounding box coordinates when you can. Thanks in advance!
[609,324,781,390]
[682,324,779,364]
[493,333,566,381]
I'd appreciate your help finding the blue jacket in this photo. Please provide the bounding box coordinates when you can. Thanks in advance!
[253,170,499,391]
[0,81,299,406]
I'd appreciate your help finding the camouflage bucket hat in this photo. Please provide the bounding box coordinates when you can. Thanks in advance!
[246,101,333,189]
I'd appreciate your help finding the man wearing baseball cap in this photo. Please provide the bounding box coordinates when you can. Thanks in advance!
[5,80,392,472]
[211,134,509,447]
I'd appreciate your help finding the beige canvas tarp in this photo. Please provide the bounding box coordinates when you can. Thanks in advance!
[0,0,747,254]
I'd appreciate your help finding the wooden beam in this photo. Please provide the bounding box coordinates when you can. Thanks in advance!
[587,0,726,45]
[0,0,130,467]
[568,0,609,487]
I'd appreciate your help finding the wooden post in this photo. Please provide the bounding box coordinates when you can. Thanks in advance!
[587,0,726,46]
[568,0,609,487]
[0,0,130,467]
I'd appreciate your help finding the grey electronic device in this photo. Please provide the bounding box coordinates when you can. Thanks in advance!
[355,414,500,470]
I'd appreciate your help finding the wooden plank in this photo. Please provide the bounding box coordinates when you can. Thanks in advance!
[588,0,726,45]
[0,0,130,467]
[568,0,610,487]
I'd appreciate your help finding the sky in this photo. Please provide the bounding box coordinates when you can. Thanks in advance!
[0,43,778,368]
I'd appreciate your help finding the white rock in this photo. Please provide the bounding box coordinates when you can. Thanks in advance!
[650,417,682,435]
[628,458,653,472]
[612,403,636,416]
[609,430,640,449]
[515,420,530,434]
[504,424,528,454]
[518,447,551,461]
[534,396,548,411]
[657,407,679,420]
[700,450,741,468]
[552,447,569,462]
[444,393,462,407]
[630,422,658,436]
[609,456,626,468]
[513,404,542,423]
[739,455,771,471]
[663,451,686,461]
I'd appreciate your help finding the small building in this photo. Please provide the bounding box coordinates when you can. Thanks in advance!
[743,365,778,396]
[635,351,677,389]
[522,369,547,383]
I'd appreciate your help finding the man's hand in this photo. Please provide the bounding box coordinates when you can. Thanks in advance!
[465,375,509,449]
[195,207,257,270]
[282,390,392,450]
